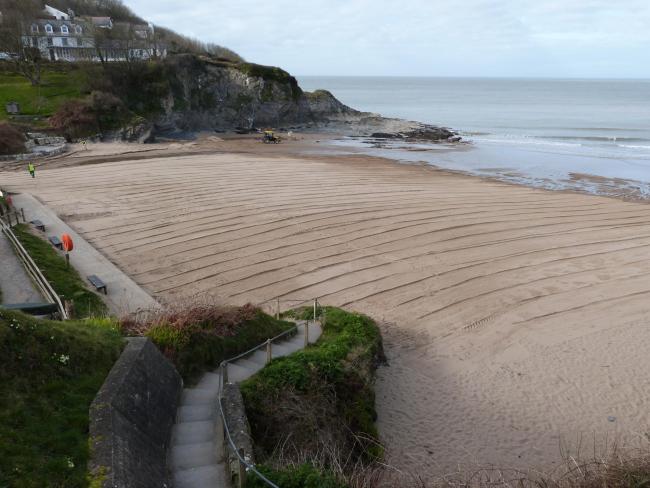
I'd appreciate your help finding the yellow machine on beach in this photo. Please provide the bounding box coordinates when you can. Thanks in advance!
[261,129,282,144]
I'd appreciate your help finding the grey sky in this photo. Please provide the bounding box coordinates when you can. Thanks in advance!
[126,0,650,78]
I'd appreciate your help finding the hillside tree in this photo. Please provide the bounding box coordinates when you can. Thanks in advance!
[0,0,44,85]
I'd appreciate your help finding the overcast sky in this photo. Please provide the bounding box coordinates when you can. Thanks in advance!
[126,0,650,78]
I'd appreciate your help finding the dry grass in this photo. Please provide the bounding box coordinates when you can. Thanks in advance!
[118,301,258,337]
[118,301,291,382]
[253,437,650,488]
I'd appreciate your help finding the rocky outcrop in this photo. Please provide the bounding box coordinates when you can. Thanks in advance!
[122,54,458,142]
[150,55,359,134]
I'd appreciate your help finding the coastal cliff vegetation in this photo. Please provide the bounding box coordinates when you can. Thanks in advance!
[241,307,385,487]
[0,309,123,488]
[119,303,294,382]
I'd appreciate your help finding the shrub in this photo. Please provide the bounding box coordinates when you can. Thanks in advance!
[49,99,97,139]
[241,307,385,473]
[0,123,26,155]
[248,464,345,488]
[120,303,293,382]
[88,90,125,131]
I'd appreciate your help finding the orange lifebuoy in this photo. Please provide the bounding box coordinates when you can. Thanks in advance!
[62,234,74,252]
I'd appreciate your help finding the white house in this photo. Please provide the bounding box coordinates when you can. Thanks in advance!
[21,5,166,62]
[43,5,69,20]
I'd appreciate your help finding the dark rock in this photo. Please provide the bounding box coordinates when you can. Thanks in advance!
[371,132,404,139]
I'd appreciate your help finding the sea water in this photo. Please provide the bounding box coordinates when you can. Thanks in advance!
[298,76,650,196]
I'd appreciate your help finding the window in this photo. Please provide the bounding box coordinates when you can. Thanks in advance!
[75,25,82,34]
[61,25,69,34]
[47,37,53,46]
[32,37,38,47]
[31,24,39,33]
[45,24,53,33]
[62,37,68,46]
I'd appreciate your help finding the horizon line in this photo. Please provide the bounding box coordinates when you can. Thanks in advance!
[295,74,650,81]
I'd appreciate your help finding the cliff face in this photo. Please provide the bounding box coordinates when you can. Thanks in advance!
[153,55,358,133]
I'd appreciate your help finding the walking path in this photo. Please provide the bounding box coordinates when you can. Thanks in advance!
[11,193,160,316]
[0,230,43,304]
[170,320,322,488]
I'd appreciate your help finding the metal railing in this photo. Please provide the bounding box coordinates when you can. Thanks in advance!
[0,216,68,319]
[217,298,320,487]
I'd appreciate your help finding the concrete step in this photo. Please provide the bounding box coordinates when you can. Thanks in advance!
[248,350,269,366]
[173,464,226,488]
[181,388,218,406]
[177,404,214,423]
[280,340,304,354]
[172,420,215,446]
[226,362,255,383]
[236,358,264,375]
[196,371,222,391]
[271,343,293,358]
[169,320,323,483]
[169,441,219,471]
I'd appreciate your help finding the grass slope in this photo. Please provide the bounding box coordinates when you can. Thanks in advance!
[13,224,107,318]
[0,66,87,122]
[0,309,123,488]
[241,307,384,487]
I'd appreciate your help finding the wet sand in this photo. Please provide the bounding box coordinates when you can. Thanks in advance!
[3,140,650,478]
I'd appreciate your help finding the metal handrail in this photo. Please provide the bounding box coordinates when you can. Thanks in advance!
[0,219,68,319]
[224,325,298,364]
[217,299,319,487]
[218,396,281,488]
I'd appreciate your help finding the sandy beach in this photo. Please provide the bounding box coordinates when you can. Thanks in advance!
[3,138,650,478]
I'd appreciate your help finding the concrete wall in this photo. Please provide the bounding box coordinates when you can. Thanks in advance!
[222,383,255,483]
[89,337,182,488]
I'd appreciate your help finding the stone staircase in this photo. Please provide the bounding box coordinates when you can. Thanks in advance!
[169,320,322,488]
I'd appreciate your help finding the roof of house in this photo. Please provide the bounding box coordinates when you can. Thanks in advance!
[90,17,113,27]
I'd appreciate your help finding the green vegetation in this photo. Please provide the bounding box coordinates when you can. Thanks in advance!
[241,307,384,486]
[248,464,343,488]
[13,224,107,317]
[0,308,123,488]
[120,304,294,382]
[0,66,89,122]
[235,62,302,101]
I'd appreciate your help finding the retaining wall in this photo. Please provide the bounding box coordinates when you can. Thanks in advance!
[89,337,182,488]
[222,383,256,484]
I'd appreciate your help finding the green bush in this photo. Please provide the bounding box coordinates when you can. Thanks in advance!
[241,307,384,466]
[0,309,123,487]
[120,304,294,382]
[248,464,345,488]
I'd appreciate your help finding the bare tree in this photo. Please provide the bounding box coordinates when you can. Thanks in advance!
[0,0,44,85]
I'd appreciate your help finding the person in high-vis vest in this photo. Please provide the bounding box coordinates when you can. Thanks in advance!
[27,162,35,178]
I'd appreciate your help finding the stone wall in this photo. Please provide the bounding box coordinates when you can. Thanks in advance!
[89,337,183,488]
[222,383,255,484]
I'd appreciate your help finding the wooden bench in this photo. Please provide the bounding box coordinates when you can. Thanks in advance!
[87,274,107,295]
[31,219,45,231]
[48,235,63,250]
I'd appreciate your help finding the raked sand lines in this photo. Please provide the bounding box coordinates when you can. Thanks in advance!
[4,152,650,477]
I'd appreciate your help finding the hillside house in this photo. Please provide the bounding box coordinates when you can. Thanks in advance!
[20,5,165,62]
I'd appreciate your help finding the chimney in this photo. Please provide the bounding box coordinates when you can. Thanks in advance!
[67,8,75,20]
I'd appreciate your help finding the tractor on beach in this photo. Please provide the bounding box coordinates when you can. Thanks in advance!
[261,129,282,144]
